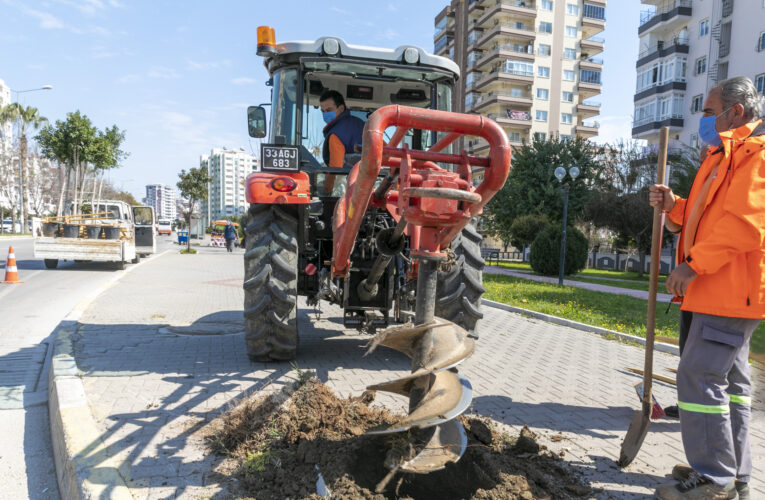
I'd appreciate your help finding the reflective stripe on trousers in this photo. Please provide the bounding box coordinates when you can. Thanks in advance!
[677,312,758,486]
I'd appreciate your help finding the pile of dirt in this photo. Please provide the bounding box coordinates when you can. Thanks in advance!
[208,378,593,500]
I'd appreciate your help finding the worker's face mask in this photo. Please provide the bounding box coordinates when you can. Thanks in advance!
[322,111,336,124]
[698,107,733,147]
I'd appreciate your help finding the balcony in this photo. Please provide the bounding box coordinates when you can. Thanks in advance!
[475,67,534,89]
[636,35,689,67]
[475,1,537,28]
[581,3,606,38]
[469,0,489,12]
[492,109,533,128]
[576,121,600,137]
[434,35,452,55]
[473,91,534,110]
[633,80,686,102]
[576,100,601,118]
[639,0,692,36]
[579,56,603,71]
[476,42,535,68]
[580,35,605,56]
[632,114,684,137]
[475,22,536,49]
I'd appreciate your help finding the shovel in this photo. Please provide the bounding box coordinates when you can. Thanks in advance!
[618,126,669,467]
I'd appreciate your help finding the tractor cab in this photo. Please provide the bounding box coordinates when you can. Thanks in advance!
[247,32,460,198]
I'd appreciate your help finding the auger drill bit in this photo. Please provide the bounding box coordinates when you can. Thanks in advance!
[365,258,475,473]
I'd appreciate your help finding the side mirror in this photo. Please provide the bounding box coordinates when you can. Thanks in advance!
[247,106,267,138]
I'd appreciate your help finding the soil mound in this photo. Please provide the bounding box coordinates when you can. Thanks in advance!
[208,378,592,500]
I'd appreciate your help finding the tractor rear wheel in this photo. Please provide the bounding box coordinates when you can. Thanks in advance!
[243,204,299,361]
[435,221,485,338]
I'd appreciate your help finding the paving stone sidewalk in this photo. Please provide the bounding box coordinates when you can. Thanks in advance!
[67,246,764,499]
[486,265,675,303]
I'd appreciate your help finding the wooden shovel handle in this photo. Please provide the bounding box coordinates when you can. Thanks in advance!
[644,126,670,415]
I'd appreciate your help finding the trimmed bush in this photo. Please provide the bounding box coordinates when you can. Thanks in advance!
[529,224,588,276]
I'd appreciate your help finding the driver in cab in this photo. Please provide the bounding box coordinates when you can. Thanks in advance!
[320,90,365,195]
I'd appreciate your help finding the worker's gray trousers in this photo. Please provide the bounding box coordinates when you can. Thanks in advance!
[677,312,759,485]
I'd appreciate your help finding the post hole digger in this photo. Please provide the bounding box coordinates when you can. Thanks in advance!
[242,28,511,476]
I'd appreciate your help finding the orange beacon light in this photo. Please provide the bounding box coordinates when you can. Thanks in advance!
[257,26,277,56]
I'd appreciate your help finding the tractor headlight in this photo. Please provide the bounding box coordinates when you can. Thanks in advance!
[323,38,340,56]
[403,47,419,64]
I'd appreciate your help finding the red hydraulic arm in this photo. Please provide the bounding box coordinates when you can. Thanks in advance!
[332,105,511,277]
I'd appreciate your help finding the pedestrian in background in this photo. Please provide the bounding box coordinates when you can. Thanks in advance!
[649,76,765,500]
[224,221,237,253]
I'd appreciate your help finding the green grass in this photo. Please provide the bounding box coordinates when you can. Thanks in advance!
[0,232,32,237]
[180,248,197,254]
[484,273,765,356]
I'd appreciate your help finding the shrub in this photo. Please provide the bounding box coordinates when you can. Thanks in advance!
[529,224,588,276]
[509,214,550,249]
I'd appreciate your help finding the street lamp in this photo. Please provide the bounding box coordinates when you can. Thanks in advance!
[554,165,580,286]
[9,85,53,233]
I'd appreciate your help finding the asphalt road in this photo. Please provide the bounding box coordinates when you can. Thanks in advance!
[0,234,178,500]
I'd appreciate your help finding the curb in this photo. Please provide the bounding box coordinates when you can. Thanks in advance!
[48,250,171,499]
[482,299,681,356]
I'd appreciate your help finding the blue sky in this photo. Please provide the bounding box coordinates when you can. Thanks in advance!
[1,0,640,199]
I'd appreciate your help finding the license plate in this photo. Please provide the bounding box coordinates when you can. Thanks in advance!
[261,145,299,171]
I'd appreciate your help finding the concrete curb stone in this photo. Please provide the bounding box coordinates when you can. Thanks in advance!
[482,299,681,356]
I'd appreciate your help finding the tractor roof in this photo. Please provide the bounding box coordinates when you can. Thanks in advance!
[262,36,460,80]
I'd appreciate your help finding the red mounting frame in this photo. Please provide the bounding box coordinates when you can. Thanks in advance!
[332,105,511,277]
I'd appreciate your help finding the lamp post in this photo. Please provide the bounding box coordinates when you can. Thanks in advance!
[554,165,580,286]
[10,85,52,233]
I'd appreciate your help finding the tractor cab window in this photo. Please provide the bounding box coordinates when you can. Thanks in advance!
[269,68,299,145]
[300,60,453,196]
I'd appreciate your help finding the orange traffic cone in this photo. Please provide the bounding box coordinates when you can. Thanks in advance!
[2,246,23,284]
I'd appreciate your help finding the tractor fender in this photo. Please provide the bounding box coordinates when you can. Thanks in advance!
[245,171,311,205]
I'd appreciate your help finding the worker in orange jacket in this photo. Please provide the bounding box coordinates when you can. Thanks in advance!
[650,76,765,500]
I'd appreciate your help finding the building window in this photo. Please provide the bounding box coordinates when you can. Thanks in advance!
[691,94,703,113]
[759,32,765,51]
[699,19,709,37]
[536,110,548,121]
[560,134,572,141]
[756,73,765,95]
[562,91,574,102]
[563,70,575,81]
[534,132,547,141]
[567,3,579,15]
[510,87,524,97]
[538,43,551,55]
[539,22,552,33]
[509,131,522,142]
[537,88,549,99]
[541,0,553,11]
[504,59,534,76]
[690,133,699,148]
[564,47,576,59]
[695,56,707,75]
[561,113,573,124]
[538,66,550,78]
[565,26,577,37]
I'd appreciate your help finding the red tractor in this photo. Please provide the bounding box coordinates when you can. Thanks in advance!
[243,27,510,473]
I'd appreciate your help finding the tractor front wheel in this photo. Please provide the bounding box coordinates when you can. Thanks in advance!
[243,204,299,361]
[435,221,486,339]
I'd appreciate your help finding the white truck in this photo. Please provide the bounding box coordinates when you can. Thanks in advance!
[33,201,156,270]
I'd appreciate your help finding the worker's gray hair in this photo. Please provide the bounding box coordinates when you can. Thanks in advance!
[711,76,764,121]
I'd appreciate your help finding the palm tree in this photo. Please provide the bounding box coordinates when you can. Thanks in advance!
[0,104,48,226]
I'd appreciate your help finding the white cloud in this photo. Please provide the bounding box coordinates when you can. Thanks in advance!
[117,74,141,84]
[330,6,347,14]
[231,77,256,86]
[23,8,65,29]
[147,66,180,79]
[387,3,398,12]
[187,59,231,71]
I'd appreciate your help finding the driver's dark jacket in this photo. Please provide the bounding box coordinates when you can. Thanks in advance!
[322,110,364,166]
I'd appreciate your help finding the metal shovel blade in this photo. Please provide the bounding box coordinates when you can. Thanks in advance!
[618,408,651,467]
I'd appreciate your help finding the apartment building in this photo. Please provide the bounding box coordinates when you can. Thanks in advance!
[434,0,606,153]
[632,0,765,149]
[144,184,178,221]
[199,148,259,228]
[0,78,12,151]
